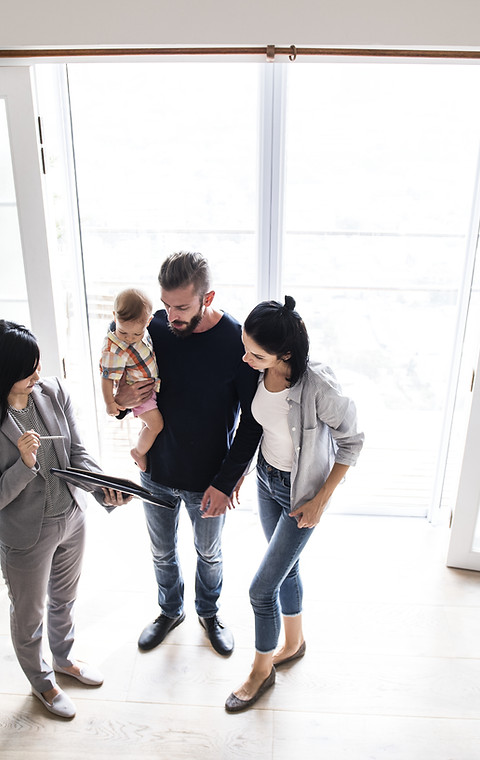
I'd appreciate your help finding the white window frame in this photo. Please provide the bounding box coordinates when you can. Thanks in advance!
[257,62,287,301]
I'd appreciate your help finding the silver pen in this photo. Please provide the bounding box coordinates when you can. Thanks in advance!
[38,435,65,440]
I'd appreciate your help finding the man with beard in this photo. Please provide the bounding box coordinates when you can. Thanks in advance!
[114,252,262,656]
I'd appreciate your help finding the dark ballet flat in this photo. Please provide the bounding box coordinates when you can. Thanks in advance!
[225,667,276,713]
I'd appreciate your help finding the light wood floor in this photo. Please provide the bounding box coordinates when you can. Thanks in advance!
[1,501,480,759]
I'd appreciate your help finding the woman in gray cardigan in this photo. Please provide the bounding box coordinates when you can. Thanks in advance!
[0,321,128,718]
[225,297,364,713]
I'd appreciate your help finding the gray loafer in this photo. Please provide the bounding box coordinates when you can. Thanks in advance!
[32,687,76,718]
[53,660,104,686]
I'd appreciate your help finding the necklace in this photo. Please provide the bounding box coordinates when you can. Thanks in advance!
[8,393,33,419]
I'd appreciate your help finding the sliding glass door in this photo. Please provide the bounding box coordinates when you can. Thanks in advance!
[65,62,261,470]
[281,62,480,517]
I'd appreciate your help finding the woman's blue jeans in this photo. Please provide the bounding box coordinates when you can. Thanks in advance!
[250,451,314,653]
[140,471,225,619]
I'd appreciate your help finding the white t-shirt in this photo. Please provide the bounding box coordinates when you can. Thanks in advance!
[251,379,294,472]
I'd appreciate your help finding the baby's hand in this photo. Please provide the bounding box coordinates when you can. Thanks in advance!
[106,401,125,416]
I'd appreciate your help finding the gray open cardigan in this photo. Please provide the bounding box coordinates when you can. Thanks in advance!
[259,361,364,511]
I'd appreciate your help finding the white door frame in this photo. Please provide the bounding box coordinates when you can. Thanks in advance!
[447,344,480,570]
[0,66,62,377]
[429,143,480,525]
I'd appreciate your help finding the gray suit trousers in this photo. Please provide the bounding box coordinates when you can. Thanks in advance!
[0,504,86,693]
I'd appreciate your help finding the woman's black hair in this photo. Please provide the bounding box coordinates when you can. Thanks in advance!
[243,296,309,386]
[0,320,40,425]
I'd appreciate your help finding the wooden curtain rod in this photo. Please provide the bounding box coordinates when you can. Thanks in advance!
[1,46,480,60]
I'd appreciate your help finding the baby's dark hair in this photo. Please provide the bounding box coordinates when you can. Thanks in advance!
[114,289,153,322]
[244,296,309,386]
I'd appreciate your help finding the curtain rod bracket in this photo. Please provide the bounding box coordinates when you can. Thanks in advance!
[266,44,275,62]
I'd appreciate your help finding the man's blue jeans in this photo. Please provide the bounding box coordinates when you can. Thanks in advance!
[140,472,225,619]
[250,451,314,653]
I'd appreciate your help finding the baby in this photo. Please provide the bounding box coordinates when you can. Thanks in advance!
[100,288,164,471]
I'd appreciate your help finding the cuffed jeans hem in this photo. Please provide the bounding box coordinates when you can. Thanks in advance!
[254,647,276,655]
[161,609,184,619]
[281,611,303,618]
[195,607,219,618]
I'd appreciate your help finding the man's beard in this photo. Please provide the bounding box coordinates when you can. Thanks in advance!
[168,308,204,338]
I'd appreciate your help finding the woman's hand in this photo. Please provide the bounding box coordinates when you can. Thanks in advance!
[101,488,134,507]
[231,476,245,508]
[289,494,328,529]
[18,430,40,469]
[289,462,350,529]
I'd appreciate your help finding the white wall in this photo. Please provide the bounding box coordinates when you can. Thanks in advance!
[1,0,480,51]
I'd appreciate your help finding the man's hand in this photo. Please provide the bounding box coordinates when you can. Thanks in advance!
[114,373,155,408]
[201,485,232,517]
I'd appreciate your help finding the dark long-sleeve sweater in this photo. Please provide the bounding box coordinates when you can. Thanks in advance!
[147,310,262,495]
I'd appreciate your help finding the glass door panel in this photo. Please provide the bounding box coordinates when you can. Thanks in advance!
[32,65,100,452]
[66,62,261,470]
[282,62,480,516]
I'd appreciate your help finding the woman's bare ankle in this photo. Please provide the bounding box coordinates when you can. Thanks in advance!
[234,668,272,701]
[273,639,304,663]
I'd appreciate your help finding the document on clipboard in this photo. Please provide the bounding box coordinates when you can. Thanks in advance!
[50,467,174,508]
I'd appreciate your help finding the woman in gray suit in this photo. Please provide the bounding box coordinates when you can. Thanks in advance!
[0,320,128,718]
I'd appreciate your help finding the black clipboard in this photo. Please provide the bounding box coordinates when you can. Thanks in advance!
[50,467,173,509]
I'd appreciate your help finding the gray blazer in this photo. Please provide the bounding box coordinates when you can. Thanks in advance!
[0,377,102,550]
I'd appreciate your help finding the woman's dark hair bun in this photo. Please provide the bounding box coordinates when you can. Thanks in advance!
[284,295,296,311]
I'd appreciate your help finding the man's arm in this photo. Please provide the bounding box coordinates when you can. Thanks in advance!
[201,361,262,517]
